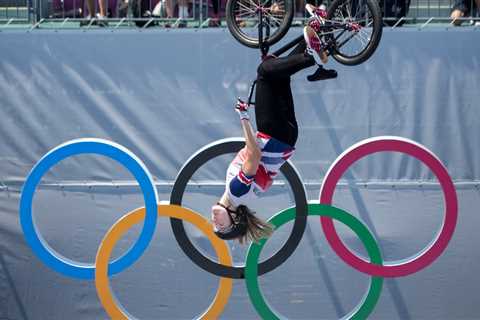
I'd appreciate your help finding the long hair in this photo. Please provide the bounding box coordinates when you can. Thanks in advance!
[236,205,274,244]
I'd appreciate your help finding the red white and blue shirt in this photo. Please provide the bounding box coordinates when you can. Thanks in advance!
[226,132,295,206]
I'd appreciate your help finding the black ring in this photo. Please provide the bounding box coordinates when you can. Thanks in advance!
[170,138,308,279]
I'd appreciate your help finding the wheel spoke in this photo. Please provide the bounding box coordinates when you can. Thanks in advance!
[235,11,257,19]
[353,2,366,19]
[353,31,368,47]
[357,27,372,41]
[345,1,353,20]
[236,1,257,16]
[264,12,284,26]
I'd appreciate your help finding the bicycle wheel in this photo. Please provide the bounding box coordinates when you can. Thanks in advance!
[325,0,383,65]
[226,0,294,48]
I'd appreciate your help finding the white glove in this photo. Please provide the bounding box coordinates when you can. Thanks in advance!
[235,98,250,120]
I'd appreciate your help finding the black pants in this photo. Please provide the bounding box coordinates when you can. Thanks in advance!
[254,41,315,147]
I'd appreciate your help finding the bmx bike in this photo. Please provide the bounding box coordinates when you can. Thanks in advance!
[225,0,383,65]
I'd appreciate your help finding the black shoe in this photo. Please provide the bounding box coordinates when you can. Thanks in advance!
[307,66,337,82]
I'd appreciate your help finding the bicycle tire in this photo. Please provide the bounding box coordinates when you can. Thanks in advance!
[326,0,383,65]
[226,0,294,48]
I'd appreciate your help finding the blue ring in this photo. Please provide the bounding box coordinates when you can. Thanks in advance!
[19,139,158,280]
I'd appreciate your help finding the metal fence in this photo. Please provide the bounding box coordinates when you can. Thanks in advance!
[0,0,31,22]
[0,0,478,27]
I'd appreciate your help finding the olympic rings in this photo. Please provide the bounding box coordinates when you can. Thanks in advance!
[319,136,458,277]
[170,138,308,279]
[245,203,384,320]
[95,204,233,319]
[19,135,458,318]
[19,138,159,279]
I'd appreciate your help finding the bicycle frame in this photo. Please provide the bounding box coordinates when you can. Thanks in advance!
[258,2,272,57]
[258,11,365,58]
[246,80,257,106]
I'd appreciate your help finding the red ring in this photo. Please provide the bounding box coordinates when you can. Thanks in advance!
[319,136,458,277]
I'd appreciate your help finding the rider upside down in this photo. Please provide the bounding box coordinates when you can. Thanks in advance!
[211,5,337,244]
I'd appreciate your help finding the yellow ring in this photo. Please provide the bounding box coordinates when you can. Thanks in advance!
[95,204,233,319]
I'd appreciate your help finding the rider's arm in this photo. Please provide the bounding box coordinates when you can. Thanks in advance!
[241,118,261,176]
[235,99,261,176]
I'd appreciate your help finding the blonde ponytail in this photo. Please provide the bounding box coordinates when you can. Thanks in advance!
[236,205,274,244]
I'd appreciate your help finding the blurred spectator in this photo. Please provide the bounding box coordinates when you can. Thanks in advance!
[152,0,175,27]
[154,0,189,27]
[118,0,129,17]
[165,0,176,18]
[177,0,190,26]
[295,0,321,18]
[451,0,480,25]
[383,0,411,26]
[87,0,108,22]
[209,0,221,27]
[130,0,158,27]
[80,0,108,26]
[152,0,176,19]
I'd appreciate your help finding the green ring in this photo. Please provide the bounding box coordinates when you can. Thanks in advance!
[245,203,384,320]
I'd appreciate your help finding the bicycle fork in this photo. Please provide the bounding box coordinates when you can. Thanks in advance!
[257,4,270,57]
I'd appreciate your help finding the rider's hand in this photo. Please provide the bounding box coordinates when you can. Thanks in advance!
[235,98,250,120]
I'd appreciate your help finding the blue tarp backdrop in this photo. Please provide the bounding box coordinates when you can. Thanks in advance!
[0,28,479,319]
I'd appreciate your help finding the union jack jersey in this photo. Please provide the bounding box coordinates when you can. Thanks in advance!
[226,132,295,207]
